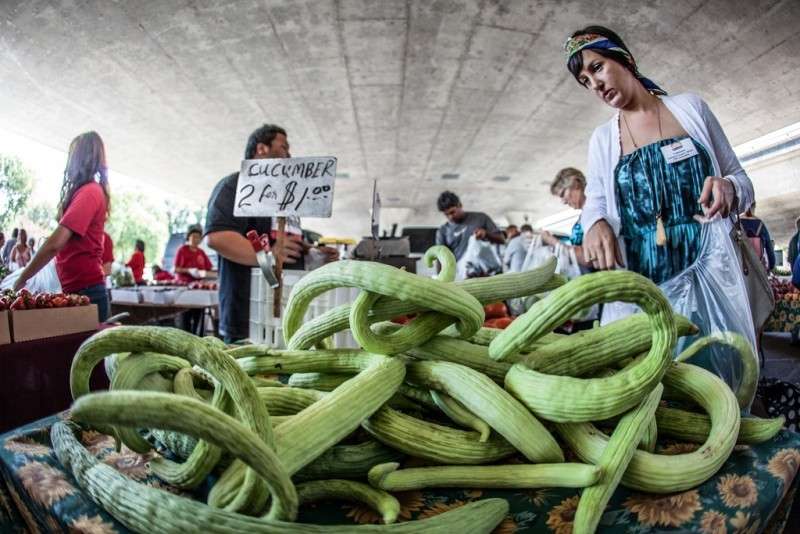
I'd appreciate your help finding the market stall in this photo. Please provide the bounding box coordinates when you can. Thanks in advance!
[766,276,800,340]
[0,256,796,534]
[0,289,108,434]
[0,414,797,533]
[110,282,219,335]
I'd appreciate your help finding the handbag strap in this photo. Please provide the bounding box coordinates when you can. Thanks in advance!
[729,211,750,276]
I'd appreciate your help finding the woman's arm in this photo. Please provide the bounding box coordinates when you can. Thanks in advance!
[12,226,73,291]
[582,128,624,271]
[206,230,302,266]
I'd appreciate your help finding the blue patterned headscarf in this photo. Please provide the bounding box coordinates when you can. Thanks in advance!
[564,33,666,96]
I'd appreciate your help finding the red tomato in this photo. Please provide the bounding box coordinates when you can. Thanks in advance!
[391,315,411,325]
[492,317,514,329]
[483,302,508,319]
[10,297,27,310]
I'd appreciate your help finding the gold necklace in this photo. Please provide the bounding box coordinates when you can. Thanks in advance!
[621,102,663,149]
[621,102,668,247]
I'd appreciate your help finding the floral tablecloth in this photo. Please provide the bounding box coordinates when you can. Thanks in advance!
[765,299,800,334]
[1,413,799,533]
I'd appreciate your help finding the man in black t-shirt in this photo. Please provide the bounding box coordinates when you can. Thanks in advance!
[204,124,305,343]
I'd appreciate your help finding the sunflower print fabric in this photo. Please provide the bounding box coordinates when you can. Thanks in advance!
[764,299,800,333]
[1,414,800,533]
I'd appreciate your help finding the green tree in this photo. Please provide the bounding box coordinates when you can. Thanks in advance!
[25,202,58,233]
[105,190,169,270]
[165,199,207,235]
[165,200,192,235]
[0,154,33,231]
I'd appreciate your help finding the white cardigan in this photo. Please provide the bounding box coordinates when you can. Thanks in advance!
[580,92,754,243]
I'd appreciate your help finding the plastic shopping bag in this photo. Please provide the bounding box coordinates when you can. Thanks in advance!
[511,237,597,320]
[507,235,549,315]
[602,219,757,400]
[0,259,62,293]
[520,235,552,273]
[660,219,757,402]
[503,234,533,273]
[456,235,502,280]
[554,243,581,280]
[554,243,598,321]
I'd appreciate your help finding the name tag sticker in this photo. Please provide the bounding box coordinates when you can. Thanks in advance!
[660,138,698,164]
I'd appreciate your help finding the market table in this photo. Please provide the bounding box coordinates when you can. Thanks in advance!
[1,413,798,533]
[110,302,218,335]
[0,330,109,434]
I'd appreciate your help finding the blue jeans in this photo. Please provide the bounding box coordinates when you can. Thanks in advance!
[78,283,110,323]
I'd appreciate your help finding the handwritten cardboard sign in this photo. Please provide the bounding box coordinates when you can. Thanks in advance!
[233,156,337,218]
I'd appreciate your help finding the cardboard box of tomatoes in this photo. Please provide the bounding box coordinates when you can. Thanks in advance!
[0,311,10,345]
[0,289,98,343]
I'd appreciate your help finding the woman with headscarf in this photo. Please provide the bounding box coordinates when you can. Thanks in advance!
[14,132,111,322]
[564,25,753,284]
[564,26,758,392]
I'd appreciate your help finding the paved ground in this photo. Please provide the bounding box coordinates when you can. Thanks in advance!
[762,332,800,384]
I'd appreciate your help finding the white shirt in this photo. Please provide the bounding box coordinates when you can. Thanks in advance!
[580,92,754,246]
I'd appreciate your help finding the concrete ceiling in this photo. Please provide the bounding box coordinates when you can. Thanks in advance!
[1,0,799,242]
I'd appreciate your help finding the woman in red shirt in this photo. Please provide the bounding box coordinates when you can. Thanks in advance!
[126,240,146,285]
[174,225,215,334]
[14,131,111,322]
[174,225,214,283]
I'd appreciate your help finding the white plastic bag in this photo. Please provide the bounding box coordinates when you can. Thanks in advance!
[602,219,757,397]
[508,235,549,315]
[503,234,533,273]
[511,237,596,320]
[0,259,62,293]
[554,243,582,280]
[661,218,757,398]
[520,235,552,273]
[456,235,502,280]
[554,243,598,321]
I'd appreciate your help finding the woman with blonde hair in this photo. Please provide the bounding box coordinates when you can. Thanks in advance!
[14,131,111,321]
[541,167,592,267]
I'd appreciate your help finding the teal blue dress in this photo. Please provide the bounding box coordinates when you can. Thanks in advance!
[570,220,583,246]
[614,136,712,284]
